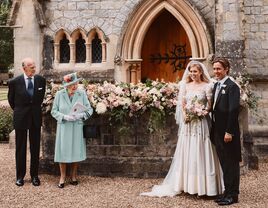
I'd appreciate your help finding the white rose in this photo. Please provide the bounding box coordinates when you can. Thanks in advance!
[96,102,107,114]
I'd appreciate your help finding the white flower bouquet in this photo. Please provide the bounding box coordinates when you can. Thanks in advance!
[184,96,207,123]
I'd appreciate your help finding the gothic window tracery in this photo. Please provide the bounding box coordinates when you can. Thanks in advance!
[76,34,86,63]
[54,28,107,66]
[60,34,70,63]
[92,34,102,63]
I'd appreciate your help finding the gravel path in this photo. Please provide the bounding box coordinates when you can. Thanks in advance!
[0,143,267,208]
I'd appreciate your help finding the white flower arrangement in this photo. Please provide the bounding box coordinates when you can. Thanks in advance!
[43,80,179,131]
[85,80,179,116]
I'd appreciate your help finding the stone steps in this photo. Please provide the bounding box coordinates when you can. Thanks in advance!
[250,125,268,161]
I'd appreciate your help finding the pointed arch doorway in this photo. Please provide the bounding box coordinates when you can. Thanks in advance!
[141,10,191,82]
[118,0,212,83]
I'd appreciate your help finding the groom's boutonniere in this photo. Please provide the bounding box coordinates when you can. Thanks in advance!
[221,84,226,94]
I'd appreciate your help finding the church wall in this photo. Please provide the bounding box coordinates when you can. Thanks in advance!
[13,0,42,76]
[244,0,268,126]
[42,0,215,82]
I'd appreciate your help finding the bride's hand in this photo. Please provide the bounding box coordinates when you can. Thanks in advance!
[184,115,190,123]
[203,110,209,116]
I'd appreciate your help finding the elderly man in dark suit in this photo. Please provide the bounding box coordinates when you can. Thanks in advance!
[211,57,241,206]
[8,57,46,186]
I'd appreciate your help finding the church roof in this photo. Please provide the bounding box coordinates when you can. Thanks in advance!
[7,0,46,27]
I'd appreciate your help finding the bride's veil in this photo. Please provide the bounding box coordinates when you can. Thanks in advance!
[175,60,212,125]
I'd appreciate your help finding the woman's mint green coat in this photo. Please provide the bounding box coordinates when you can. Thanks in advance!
[51,88,93,163]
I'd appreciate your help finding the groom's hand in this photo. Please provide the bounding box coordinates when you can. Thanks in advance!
[224,132,233,143]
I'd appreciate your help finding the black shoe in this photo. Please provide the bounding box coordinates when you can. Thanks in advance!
[217,196,238,206]
[70,180,78,186]
[31,176,40,186]
[16,178,24,186]
[214,194,226,203]
[58,183,65,188]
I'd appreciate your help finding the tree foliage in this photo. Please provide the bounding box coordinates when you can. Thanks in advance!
[0,0,13,72]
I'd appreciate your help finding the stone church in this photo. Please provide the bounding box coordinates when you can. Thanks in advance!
[6,0,268,174]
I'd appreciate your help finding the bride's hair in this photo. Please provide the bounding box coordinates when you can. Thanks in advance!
[185,63,210,83]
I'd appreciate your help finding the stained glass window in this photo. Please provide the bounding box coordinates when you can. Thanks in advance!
[92,34,102,63]
[60,34,70,63]
[76,34,86,63]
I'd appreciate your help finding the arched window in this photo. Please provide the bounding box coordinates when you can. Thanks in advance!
[92,34,102,63]
[60,34,70,63]
[76,34,86,63]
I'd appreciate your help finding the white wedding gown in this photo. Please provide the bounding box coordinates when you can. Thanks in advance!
[141,83,224,197]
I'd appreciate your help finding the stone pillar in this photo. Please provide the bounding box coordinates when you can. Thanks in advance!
[54,43,59,65]
[239,107,258,170]
[13,0,42,76]
[215,0,245,71]
[130,64,137,84]
[125,59,142,83]
[69,43,75,64]
[85,43,91,64]
[136,64,141,82]
[101,43,106,63]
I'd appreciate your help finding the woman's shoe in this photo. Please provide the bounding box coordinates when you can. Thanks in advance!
[58,183,65,188]
[70,180,78,185]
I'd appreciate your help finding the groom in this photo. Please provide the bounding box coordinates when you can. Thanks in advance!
[211,57,241,206]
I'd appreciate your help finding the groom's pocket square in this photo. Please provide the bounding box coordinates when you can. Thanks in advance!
[38,87,43,90]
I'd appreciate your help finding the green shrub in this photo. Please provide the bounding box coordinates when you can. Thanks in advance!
[0,105,13,141]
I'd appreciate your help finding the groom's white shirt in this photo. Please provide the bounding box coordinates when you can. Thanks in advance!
[217,75,229,87]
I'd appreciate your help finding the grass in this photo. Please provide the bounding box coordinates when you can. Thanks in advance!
[0,86,8,101]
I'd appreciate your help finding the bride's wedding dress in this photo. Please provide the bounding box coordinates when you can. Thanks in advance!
[141,83,223,197]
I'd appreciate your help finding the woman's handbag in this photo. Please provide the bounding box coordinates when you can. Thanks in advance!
[83,124,100,138]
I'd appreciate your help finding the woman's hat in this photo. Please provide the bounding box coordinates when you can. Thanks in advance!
[62,72,82,87]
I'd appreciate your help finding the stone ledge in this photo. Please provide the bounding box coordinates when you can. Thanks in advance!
[40,156,173,178]
[40,68,115,82]
[249,125,268,137]
[249,125,268,162]
[251,74,268,82]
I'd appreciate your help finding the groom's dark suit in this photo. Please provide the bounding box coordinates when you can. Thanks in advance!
[211,77,241,198]
[8,74,46,180]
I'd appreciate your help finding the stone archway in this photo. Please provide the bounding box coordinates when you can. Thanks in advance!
[117,0,213,83]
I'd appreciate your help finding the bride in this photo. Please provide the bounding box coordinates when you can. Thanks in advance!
[141,61,223,197]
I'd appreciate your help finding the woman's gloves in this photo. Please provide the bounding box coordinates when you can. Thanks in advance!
[73,113,85,120]
[63,113,85,122]
[63,115,76,122]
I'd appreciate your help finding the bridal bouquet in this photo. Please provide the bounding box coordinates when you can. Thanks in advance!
[184,96,207,123]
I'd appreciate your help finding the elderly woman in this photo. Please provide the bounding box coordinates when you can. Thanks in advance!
[51,72,93,188]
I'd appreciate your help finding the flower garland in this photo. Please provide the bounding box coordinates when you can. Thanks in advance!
[43,75,258,131]
[231,72,259,111]
[43,80,179,132]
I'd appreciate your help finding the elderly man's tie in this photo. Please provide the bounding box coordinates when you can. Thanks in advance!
[27,77,34,97]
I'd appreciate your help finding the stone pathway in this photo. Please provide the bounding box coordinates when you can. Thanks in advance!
[0,143,267,208]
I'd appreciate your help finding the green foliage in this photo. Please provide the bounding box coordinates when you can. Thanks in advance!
[147,108,165,133]
[0,1,13,72]
[233,71,260,112]
[109,107,130,134]
[0,105,13,141]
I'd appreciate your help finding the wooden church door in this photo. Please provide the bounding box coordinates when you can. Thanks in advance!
[141,10,192,82]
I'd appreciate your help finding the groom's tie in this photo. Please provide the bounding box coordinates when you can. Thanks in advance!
[27,77,34,97]
[213,82,221,109]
